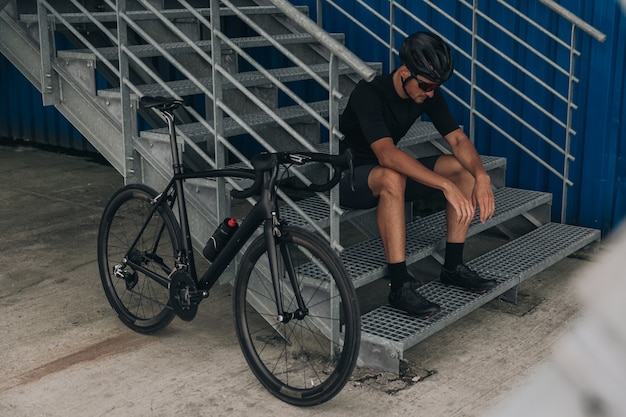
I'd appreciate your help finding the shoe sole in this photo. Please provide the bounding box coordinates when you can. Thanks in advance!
[388,303,441,318]
[440,278,496,293]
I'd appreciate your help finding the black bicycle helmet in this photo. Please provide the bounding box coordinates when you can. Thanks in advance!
[399,31,454,84]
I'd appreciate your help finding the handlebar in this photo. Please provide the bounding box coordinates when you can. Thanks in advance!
[231,149,354,199]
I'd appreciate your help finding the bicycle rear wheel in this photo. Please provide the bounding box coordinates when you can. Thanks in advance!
[233,225,360,406]
[97,184,180,333]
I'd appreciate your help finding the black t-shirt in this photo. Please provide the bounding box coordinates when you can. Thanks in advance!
[339,71,459,165]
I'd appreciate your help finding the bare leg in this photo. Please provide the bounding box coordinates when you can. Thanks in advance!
[368,166,407,264]
[434,155,476,243]
[370,166,442,316]
[434,156,497,291]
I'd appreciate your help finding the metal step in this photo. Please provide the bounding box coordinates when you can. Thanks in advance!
[359,222,601,372]
[97,62,381,99]
[339,187,552,289]
[19,5,309,24]
[57,32,345,61]
[139,97,350,142]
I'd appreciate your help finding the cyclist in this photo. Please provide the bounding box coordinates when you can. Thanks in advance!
[339,31,496,316]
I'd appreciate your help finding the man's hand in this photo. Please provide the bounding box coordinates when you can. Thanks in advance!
[472,175,494,223]
[442,181,476,226]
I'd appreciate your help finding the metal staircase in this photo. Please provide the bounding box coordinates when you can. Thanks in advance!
[0,0,600,374]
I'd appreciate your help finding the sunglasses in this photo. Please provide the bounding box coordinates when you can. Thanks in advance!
[415,78,440,92]
[404,71,440,92]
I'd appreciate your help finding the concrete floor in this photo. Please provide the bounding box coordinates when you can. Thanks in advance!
[0,144,600,416]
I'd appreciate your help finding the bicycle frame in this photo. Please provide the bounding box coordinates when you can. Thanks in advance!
[100,97,361,405]
[140,107,303,320]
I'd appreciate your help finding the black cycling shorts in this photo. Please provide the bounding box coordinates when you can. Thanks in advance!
[339,155,441,209]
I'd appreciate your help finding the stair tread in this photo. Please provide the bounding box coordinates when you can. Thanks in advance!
[98,62,381,99]
[360,222,600,349]
[139,108,441,150]
[140,98,350,140]
[19,6,308,24]
[58,33,344,61]
[338,187,552,288]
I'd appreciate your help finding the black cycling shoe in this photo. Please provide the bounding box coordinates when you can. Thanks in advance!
[388,281,441,317]
[440,264,497,292]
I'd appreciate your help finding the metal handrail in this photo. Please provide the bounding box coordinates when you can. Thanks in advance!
[538,0,606,42]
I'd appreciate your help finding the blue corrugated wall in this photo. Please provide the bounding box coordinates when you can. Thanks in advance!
[0,53,93,152]
[1,1,624,234]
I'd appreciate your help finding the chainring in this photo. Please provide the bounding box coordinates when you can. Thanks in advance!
[169,270,199,321]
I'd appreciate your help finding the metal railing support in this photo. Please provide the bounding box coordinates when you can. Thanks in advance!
[116,0,137,184]
[209,0,228,222]
[37,0,56,105]
[329,53,341,250]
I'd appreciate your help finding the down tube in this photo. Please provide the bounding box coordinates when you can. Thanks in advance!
[197,207,265,290]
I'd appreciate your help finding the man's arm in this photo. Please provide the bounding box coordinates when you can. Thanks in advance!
[371,137,478,225]
[444,128,494,223]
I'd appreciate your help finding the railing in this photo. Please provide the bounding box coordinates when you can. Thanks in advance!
[34,0,377,249]
[312,0,605,222]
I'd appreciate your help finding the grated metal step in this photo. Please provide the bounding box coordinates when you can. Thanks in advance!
[58,33,344,61]
[339,187,551,288]
[140,97,349,141]
[19,6,309,24]
[97,62,380,99]
[359,222,600,370]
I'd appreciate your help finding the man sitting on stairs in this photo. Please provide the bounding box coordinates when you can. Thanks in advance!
[339,31,497,317]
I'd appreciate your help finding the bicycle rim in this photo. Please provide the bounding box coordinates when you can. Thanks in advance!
[97,185,180,333]
[233,226,360,406]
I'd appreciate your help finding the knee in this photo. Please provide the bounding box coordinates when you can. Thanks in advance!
[440,157,475,189]
[371,167,406,199]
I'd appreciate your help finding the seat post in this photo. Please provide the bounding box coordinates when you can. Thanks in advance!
[162,109,183,175]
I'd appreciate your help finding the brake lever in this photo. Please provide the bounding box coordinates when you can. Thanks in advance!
[288,153,311,165]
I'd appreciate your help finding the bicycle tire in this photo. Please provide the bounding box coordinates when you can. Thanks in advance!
[233,225,360,406]
[97,184,181,333]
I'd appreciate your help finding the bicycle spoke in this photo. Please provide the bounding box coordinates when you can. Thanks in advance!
[234,226,360,406]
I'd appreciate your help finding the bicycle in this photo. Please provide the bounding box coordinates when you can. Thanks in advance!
[97,96,361,406]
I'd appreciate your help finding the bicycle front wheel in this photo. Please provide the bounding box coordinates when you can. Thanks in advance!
[233,225,360,406]
[97,184,180,333]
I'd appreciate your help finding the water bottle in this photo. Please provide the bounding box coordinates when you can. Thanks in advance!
[203,218,238,261]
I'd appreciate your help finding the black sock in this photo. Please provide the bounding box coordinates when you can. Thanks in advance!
[388,261,409,291]
[444,242,464,270]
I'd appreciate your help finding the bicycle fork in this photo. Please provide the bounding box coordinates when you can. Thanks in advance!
[265,216,308,324]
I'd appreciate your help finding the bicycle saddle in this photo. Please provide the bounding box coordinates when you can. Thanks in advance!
[140,96,184,111]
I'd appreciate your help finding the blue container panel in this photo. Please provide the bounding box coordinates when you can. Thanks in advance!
[0,50,91,152]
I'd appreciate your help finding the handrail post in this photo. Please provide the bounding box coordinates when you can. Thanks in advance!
[316,0,322,26]
[389,0,395,72]
[561,24,577,223]
[328,52,341,350]
[116,0,137,184]
[37,0,56,106]
[469,0,478,144]
[329,53,341,251]
[210,0,228,221]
